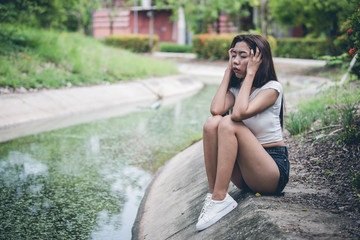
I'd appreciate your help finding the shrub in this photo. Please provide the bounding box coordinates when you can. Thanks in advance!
[266,35,277,55]
[104,34,158,53]
[274,38,341,59]
[344,4,360,79]
[159,42,193,53]
[191,33,288,61]
[0,24,41,54]
[192,33,341,60]
[193,34,236,60]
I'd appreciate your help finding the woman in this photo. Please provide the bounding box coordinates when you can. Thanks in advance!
[196,34,290,231]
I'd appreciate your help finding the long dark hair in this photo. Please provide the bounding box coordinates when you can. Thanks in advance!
[229,34,284,127]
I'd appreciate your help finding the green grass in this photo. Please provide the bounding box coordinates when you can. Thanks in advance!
[0,24,178,89]
[285,85,360,144]
[159,42,193,53]
[286,98,326,135]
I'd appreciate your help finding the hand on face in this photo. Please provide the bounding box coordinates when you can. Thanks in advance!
[246,47,262,76]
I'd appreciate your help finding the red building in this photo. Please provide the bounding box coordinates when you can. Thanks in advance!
[92,0,180,43]
[92,0,241,44]
[92,0,302,43]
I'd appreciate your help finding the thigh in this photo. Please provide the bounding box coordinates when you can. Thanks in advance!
[232,121,280,193]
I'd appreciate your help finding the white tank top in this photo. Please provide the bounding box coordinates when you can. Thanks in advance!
[229,80,283,145]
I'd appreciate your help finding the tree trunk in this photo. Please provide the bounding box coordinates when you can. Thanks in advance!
[216,11,220,34]
[260,0,268,36]
[78,12,83,34]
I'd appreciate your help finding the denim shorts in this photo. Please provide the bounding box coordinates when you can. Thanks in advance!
[242,146,290,195]
[265,146,290,194]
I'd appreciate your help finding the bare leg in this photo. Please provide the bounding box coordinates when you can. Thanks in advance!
[212,116,280,201]
[202,115,223,193]
[212,116,239,200]
[231,161,245,190]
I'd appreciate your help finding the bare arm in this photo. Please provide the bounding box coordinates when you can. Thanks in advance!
[231,88,279,121]
[231,47,278,121]
[210,49,236,116]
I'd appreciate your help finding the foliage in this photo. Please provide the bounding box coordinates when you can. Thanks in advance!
[75,0,103,34]
[0,24,40,54]
[323,2,360,80]
[285,85,360,145]
[318,54,349,69]
[104,34,159,53]
[152,0,251,34]
[193,34,235,60]
[193,33,336,60]
[337,102,360,144]
[0,25,177,89]
[269,0,357,37]
[274,38,341,59]
[0,0,101,33]
[266,35,277,55]
[345,3,360,79]
[285,98,326,135]
[159,42,193,53]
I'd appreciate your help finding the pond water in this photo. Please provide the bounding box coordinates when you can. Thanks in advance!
[0,85,217,240]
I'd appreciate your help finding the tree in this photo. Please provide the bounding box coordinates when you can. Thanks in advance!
[154,0,252,34]
[269,0,357,37]
[0,0,73,29]
[0,0,101,33]
[73,0,102,35]
[103,0,121,35]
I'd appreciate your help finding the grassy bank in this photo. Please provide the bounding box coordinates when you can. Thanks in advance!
[0,25,178,89]
[285,84,360,143]
[285,83,360,208]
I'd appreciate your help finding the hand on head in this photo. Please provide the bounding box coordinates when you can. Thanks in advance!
[247,47,262,76]
[227,48,234,71]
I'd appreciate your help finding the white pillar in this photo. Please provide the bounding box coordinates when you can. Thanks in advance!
[177,6,186,45]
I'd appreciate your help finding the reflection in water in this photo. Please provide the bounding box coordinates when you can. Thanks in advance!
[0,85,216,239]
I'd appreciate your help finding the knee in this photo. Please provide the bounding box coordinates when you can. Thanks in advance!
[203,115,222,135]
[218,115,235,133]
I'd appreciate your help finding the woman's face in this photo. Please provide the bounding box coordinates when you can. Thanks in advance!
[231,41,251,79]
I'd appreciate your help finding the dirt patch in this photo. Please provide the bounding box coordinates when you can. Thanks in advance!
[283,131,360,237]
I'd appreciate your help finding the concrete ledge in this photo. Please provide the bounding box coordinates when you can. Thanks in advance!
[133,141,353,239]
[0,75,203,142]
[153,52,197,59]
[273,57,327,67]
[0,75,203,130]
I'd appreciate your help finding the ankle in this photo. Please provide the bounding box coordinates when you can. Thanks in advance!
[212,192,227,201]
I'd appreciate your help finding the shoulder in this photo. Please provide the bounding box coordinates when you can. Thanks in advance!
[261,80,283,94]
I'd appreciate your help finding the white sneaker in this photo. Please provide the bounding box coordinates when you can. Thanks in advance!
[198,193,212,220]
[196,193,237,231]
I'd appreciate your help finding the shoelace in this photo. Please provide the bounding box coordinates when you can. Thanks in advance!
[199,197,214,220]
[200,201,215,221]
